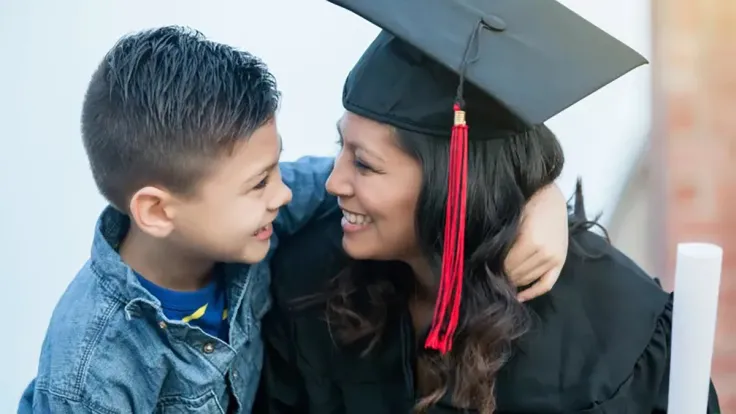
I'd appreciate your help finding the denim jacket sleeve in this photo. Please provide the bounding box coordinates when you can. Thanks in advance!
[274,156,338,237]
[18,379,134,414]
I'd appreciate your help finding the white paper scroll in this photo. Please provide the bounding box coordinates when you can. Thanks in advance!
[667,243,723,414]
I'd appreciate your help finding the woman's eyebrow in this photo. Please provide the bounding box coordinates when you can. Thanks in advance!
[336,121,386,163]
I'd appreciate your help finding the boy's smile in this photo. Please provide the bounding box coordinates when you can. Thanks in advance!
[253,223,274,241]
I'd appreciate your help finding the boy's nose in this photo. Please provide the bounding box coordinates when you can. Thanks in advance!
[267,181,292,211]
[278,183,293,207]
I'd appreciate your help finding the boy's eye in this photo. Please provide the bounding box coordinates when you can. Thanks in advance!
[253,176,269,190]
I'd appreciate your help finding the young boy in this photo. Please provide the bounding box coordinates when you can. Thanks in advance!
[19,26,568,414]
[19,26,336,414]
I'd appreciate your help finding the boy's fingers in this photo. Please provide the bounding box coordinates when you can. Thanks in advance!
[507,250,546,285]
[505,244,538,276]
[517,267,561,302]
[511,261,549,288]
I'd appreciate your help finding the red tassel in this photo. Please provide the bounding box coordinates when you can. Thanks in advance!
[425,103,468,354]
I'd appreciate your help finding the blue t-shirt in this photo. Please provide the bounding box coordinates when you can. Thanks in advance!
[137,270,229,343]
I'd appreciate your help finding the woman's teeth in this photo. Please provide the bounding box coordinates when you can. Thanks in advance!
[343,211,373,225]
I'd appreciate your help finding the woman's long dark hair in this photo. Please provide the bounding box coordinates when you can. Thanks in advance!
[311,124,568,413]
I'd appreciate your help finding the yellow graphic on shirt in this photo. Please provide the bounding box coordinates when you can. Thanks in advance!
[182,304,208,323]
[222,309,228,320]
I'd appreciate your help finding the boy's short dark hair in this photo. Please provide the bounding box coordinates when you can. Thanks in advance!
[81,26,280,210]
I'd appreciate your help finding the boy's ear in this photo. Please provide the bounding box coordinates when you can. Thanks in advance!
[128,186,176,238]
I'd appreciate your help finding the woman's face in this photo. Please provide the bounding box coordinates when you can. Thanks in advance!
[326,111,422,261]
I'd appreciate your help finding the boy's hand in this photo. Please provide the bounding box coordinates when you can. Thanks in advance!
[505,183,569,302]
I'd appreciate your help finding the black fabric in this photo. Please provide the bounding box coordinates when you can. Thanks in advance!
[333,0,648,139]
[257,214,721,413]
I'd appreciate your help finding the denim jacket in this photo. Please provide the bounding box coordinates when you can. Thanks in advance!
[18,156,336,414]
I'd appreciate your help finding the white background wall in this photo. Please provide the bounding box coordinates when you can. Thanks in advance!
[0,0,650,409]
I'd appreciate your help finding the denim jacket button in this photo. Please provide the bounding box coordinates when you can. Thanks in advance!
[203,342,215,354]
[158,321,167,329]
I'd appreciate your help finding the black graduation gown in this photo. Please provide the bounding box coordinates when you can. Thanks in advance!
[256,213,721,413]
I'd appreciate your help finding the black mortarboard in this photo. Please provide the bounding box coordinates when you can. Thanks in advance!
[327,0,648,354]
[332,0,648,139]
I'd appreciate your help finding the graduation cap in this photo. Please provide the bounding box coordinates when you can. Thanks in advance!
[328,0,648,354]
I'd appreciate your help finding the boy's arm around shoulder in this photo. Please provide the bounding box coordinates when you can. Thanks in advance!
[274,156,338,237]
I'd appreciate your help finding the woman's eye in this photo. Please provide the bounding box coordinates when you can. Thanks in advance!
[353,159,372,171]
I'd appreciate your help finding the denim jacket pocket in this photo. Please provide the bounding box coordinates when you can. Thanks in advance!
[154,390,225,414]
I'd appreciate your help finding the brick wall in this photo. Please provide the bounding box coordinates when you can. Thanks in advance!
[652,0,736,410]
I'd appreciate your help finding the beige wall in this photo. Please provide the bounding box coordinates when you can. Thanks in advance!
[607,155,655,277]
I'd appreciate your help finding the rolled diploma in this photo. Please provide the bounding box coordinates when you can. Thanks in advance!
[667,243,723,414]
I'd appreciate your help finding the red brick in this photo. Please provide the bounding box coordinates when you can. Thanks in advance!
[714,386,736,412]
[712,351,736,376]
[667,137,728,163]
[724,250,736,270]
[665,93,698,133]
[714,331,736,355]
[669,0,704,32]
[715,289,736,336]
[709,3,736,34]
[672,222,726,238]
[703,59,736,94]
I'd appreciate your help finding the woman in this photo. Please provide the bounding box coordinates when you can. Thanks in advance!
[258,1,721,413]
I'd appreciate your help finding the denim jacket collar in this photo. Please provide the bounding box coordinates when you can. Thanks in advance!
[89,207,154,307]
